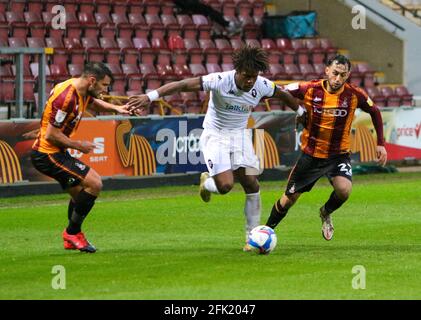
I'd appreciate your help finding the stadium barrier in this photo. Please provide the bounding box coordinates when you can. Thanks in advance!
[0,108,420,185]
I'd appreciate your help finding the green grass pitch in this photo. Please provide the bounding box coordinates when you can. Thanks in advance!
[1,172,420,299]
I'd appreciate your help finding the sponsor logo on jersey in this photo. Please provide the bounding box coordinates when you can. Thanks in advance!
[54,110,67,124]
[313,106,348,117]
[224,104,251,113]
[75,162,86,171]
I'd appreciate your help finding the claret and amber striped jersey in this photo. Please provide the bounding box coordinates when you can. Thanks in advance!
[285,80,384,159]
[32,79,93,153]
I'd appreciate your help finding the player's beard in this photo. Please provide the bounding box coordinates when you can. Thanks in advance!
[87,85,101,98]
[329,81,343,92]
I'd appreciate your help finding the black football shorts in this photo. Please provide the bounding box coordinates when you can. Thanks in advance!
[285,152,352,195]
[31,150,90,190]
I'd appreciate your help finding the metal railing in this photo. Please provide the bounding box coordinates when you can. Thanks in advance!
[0,47,51,119]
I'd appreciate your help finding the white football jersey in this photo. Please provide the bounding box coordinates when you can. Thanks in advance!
[201,70,276,130]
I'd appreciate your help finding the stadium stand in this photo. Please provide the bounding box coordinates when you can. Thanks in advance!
[0,0,416,118]
[380,0,421,26]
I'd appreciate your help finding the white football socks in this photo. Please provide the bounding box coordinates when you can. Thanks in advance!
[244,191,261,241]
[204,177,220,194]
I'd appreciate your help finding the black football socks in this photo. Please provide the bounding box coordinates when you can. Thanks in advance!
[66,190,97,235]
[323,191,346,215]
[266,199,289,229]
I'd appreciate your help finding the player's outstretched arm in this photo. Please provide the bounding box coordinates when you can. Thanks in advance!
[91,98,144,116]
[128,77,202,110]
[273,86,301,112]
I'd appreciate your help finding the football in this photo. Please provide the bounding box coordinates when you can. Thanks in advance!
[247,225,277,254]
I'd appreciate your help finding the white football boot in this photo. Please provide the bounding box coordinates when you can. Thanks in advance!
[320,206,334,241]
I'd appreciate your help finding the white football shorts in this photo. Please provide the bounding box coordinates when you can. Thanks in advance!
[200,128,260,176]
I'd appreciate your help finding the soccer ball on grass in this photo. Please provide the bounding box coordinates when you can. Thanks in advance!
[247,225,277,254]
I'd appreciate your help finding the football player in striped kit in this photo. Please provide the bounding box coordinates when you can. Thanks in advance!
[266,55,387,241]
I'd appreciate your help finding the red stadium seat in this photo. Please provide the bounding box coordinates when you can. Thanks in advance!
[395,85,413,106]
[143,0,161,15]
[192,14,212,39]
[24,12,46,38]
[238,1,253,17]
[313,63,326,78]
[78,12,99,38]
[63,37,85,64]
[79,0,95,15]
[100,37,121,64]
[150,37,171,65]
[380,86,401,107]
[267,64,287,81]
[128,13,149,39]
[145,14,165,39]
[284,64,303,80]
[117,38,139,65]
[366,87,386,108]
[305,38,325,64]
[215,38,233,64]
[206,63,222,74]
[106,63,126,93]
[113,0,128,15]
[111,13,133,39]
[127,0,144,14]
[199,39,220,64]
[161,14,181,38]
[96,0,112,15]
[95,12,113,27]
[221,63,234,72]
[50,63,69,82]
[68,64,84,77]
[140,63,162,90]
[176,15,197,39]
[299,64,319,81]
[276,38,295,64]
[45,37,68,66]
[6,11,28,38]
[356,62,375,87]
[173,64,193,78]
[27,1,44,13]
[189,64,207,77]
[122,63,144,92]
[291,39,310,64]
[230,38,245,51]
[82,37,105,62]
[184,38,203,64]
[261,39,282,64]
[161,0,176,15]
[133,37,155,64]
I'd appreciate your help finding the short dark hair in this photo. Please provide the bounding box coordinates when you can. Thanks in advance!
[82,62,114,82]
[232,45,269,73]
[327,54,351,71]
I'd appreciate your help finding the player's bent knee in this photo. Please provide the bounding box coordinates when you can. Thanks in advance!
[218,183,234,195]
[336,187,352,200]
[83,170,103,195]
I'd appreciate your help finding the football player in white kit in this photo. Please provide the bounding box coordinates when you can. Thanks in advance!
[128,46,305,250]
